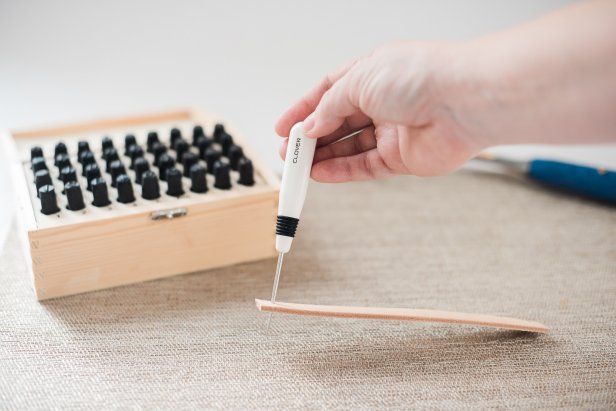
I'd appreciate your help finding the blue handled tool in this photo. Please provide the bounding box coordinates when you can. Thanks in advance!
[474,153,616,204]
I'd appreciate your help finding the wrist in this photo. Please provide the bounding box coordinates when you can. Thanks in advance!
[434,41,521,149]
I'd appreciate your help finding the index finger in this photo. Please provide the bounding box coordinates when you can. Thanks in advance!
[274,59,358,137]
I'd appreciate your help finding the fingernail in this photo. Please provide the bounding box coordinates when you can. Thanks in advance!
[303,114,315,133]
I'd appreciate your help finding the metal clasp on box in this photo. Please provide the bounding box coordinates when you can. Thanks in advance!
[150,207,188,221]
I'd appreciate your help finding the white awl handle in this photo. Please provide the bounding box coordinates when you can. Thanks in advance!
[275,122,317,253]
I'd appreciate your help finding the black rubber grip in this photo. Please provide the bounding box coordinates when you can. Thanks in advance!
[276,215,299,237]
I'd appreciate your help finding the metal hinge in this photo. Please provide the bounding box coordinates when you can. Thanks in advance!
[150,207,188,221]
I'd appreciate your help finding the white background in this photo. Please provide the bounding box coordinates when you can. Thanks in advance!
[1,0,614,247]
[7,0,612,167]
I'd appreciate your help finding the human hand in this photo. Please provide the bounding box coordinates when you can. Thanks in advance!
[275,41,484,182]
[277,0,616,184]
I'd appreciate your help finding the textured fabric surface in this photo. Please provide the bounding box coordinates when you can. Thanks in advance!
[1,171,615,409]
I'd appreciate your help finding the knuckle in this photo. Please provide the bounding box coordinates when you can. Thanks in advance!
[362,154,376,179]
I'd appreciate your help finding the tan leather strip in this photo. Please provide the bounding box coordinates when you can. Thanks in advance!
[256,299,549,333]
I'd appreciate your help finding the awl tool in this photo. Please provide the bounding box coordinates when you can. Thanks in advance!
[267,122,317,328]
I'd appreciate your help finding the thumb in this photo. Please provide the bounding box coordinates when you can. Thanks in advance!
[303,73,359,138]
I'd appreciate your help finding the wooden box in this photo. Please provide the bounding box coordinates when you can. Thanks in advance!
[1,109,280,300]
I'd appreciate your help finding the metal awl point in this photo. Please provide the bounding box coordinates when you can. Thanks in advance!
[265,252,285,331]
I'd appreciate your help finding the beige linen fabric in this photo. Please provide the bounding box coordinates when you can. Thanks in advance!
[1,171,615,409]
